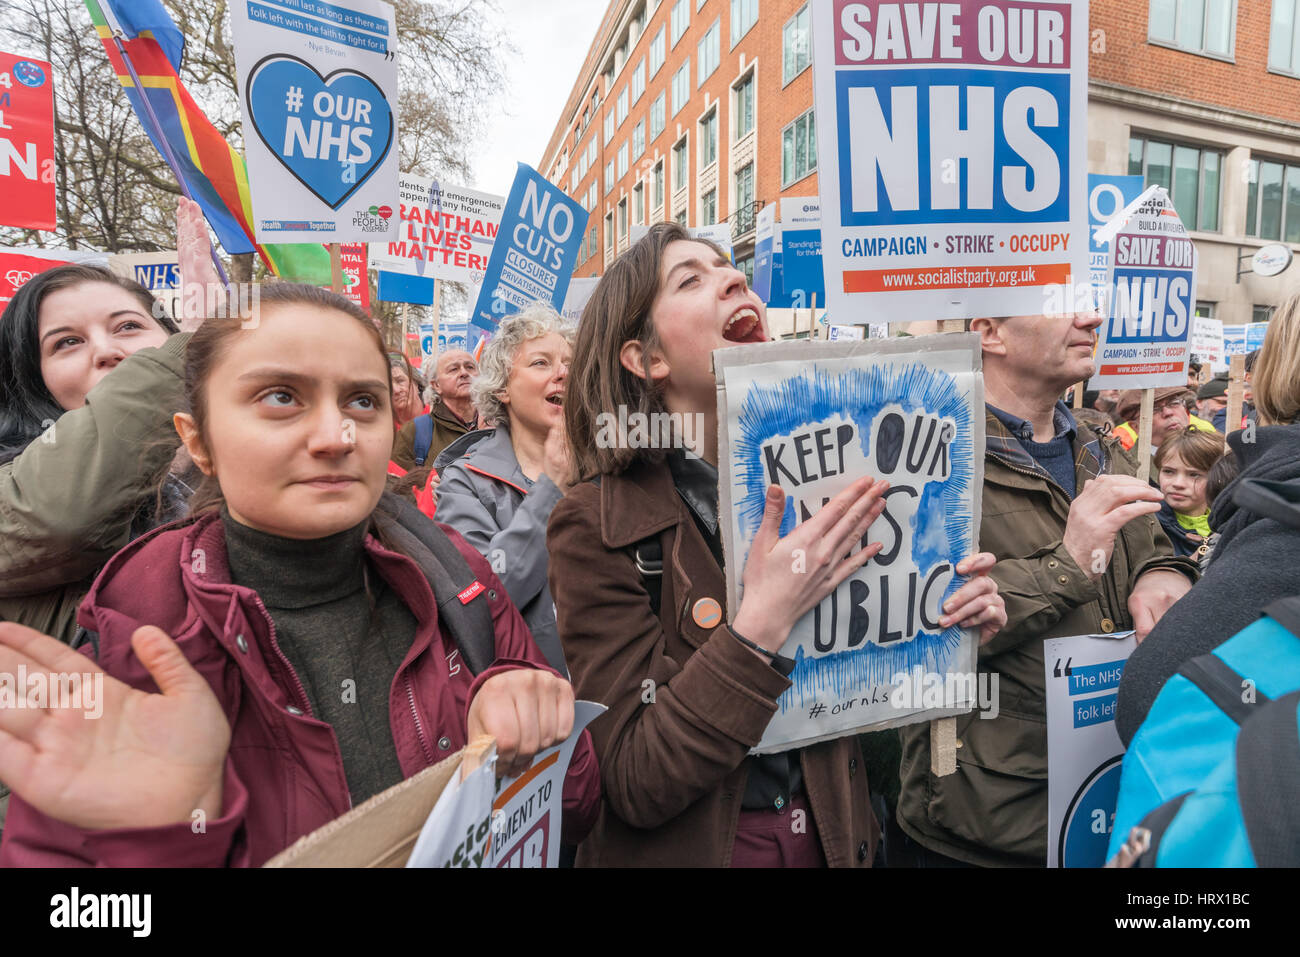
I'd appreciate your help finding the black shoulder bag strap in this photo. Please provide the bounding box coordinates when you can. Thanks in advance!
[373,493,495,676]
[591,476,664,618]
[1235,689,1300,868]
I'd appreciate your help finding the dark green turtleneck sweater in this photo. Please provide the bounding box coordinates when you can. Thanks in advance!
[221,510,417,804]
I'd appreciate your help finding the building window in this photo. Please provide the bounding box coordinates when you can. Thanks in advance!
[1129,136,1221,232]
[650,91,666,140]
[618,141,629,178]
[587,139,597,167]
[673,137,689,192]
[1148,0,1236,59]
[619,198,628,239]
[653,161,665,209]
[736,252,755,284]
[605,108,616,144]
[783,4,812,84]
[671,0,690,47]
[731,0,759,46]
[571,167,580,192]
[633,182,645,225]
[698,19,720,85]
[699,109,718,168]
[606,159,615,194]
[734,70,755,139]
[1194,302,1215,319]
[701,188,717,225]
[631,58,646,104]
[605,212,614,249]
[782,110,817,187]
[617,86,629,125]
[633,120,646,161]
[649,24,666,76]
[736,161,754,211]
[676,209,688,226]
[672,59,691,115]
[588,225,598,260]
[1253,304,1275,323]
[589,182,598,209]
[1270,0,1300,73]
[1246,157,1300,243]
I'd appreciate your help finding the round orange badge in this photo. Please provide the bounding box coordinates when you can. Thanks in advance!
[692,597,722,629]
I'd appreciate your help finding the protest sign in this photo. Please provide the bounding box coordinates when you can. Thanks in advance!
[231,0,399,243]
[1044,631,1137,868]
[0,52,55,231]
[716,335,984,752]
[108,251,182,320]
[334,242,369,309]
[0,249,72,304]
[561,277,599,326]
[780,198,825,304]
[406,701,604,868]
[1191,316,1226,372]
[1093,187,1197,390]
[811,0,1089,320]
[377,269,434,305]
[630,222,734,261]
[828,324,865,341]
[1088,174,1144,310]
[1222,322,1269,357]
[752,203,776,301]
[438,322,469,354]
[369,175,503,285]
[470,163,588,354]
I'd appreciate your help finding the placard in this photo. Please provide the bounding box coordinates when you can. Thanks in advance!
[1087,174,1145,311]
[1190,316,1225,372]
[1044,631,1137,868]
[231,0,399,242]
[716,334,984,752]
[0,52,55,230]
[369,175,503,285]
[811,0,1089,320]
[1093,186,1197,390]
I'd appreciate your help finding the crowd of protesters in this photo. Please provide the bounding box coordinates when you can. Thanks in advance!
[0,208,1296,867]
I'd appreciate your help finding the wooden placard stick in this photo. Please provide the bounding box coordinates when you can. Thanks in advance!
[931,717,958,777]
[1226,353,1246,433]
[1135,388,1155,473]
[811,292,818,340]
[330,242,344,294]
[939,319,965,333]
[1073,381,1085,409]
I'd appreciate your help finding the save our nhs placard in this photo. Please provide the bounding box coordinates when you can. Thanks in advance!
[1093,186,1198,390]
[715,335,984,753]
[231,0,399,243]
[469,163,588,353]
[811,0,1089,320]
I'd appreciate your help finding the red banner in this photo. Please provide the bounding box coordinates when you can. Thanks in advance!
[335,243,370,311]
[0,250,71,304]
[0,52,56,230]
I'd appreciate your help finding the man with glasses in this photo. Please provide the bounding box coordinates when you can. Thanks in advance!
[895,313,1198,867]
[1113,387,1216,483]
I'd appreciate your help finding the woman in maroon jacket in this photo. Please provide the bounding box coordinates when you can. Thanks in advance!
[0,283,598,866]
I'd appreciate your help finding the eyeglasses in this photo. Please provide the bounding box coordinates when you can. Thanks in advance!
[1153,396,1190,415]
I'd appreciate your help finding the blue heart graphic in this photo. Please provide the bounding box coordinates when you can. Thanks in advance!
[246,55,393,210]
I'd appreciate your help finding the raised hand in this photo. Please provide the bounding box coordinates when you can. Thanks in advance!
[542,423,574,494]
[175,196,225,332]
[0,622,231,830]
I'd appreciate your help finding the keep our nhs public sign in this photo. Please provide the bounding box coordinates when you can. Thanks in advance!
[811,1,1089,322]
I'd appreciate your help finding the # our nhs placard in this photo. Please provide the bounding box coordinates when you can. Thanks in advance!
[811,0,1089,321]
[1094,186,1198,390]
[232,0,399,243]
[469,163,588,354]
[715,335,984,753]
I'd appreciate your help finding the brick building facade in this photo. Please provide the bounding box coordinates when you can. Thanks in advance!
[541,1,1300,330]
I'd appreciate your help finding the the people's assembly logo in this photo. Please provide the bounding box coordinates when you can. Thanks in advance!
[351,204,393,233]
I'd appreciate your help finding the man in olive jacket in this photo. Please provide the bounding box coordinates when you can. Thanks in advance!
[897,314,1199,867]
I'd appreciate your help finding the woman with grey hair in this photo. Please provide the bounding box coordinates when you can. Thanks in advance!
[433,304,573,673]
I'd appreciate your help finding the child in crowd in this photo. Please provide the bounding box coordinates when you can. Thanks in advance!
[1154,427,1228,560]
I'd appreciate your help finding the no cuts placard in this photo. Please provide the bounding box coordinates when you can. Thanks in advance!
[811,0,1089,321]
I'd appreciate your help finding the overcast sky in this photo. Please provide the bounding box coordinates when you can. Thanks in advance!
[468,0,610,195]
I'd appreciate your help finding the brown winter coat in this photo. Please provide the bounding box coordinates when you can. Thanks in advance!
[391,398,475,471]
[896,410,1198,867]
[547,458,879,867]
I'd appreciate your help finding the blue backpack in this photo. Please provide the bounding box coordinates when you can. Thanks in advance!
[1108,596,1300,867]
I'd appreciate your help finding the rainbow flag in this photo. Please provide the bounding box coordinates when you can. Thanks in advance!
[84,0,331,283]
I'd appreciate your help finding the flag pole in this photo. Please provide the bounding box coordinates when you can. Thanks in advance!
[93,0,230,286]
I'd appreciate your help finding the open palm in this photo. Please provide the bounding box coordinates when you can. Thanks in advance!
[175,196,224,332]
[0,623,230,831]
